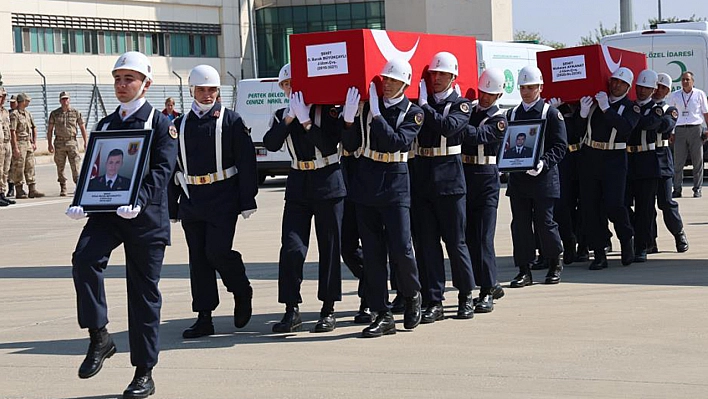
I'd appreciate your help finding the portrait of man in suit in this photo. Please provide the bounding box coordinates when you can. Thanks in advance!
[504,132,533,159]
[87,148,132,191]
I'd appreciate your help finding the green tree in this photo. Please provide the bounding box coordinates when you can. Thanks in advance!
[513,30,566,49]
[578,22,620,46]
[647,14,706,28]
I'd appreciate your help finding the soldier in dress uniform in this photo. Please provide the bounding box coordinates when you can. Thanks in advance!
[506,66,567,288]
[651,72,689,253]
[65,51,178,399]
[625,70,663,262]
[0,87,14,206]
[576,67,641,270]
[264,63,346,333]
[10,93,44,199]
[341,58,423,338]
[461,68,508,312]
[168,65,258,339]
[411,52,475,322]
[47,91,88,196]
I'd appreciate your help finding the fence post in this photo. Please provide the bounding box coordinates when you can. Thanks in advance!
[172,71,184,114]
[34,68,48,127]
[227,71,238,110]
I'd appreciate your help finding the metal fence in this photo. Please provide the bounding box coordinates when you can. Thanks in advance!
[4,84,237,139]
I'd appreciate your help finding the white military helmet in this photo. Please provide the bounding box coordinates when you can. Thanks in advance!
[657,72,672,89]
[428,52,459,77]
[380,58,412,86]
[189,65,221,87]
[278,63,291,84]
[636,69,658,89]
[478,68,506,94]
[518,65,543,86]
[112,51,152,81]
[611,67,634,86]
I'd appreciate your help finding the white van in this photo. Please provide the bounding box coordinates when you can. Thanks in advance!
[235,78,291,183]
[476,40,554,108]
[600,21,708,92]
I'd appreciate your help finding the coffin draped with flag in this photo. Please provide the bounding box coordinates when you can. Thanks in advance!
[289,29,478,104]
[536,44,647,103]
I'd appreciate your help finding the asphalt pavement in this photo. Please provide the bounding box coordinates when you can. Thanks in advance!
[0,161,707,399]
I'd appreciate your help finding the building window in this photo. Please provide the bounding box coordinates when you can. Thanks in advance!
[255,1,385,78]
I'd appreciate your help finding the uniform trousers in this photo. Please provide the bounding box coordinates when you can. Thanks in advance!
[672,125,704,193]
[72,217,164,368]
[54,139,81,184]
[510,195,563,267]
[654,175,684,236]
[277,198,343,305]
[181,214,250,312]
[413,193,474,302]
[341,199,365,299]
[11,140,35,185]
[0,142,9,192]
[356,203,421,312]
[464,172,500,290]
[579,170,634,250]
[627,178,658,250]
[556,154,583,250]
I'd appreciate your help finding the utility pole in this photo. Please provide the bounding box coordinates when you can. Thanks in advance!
[658,0,662,21]
[620,0,633,32]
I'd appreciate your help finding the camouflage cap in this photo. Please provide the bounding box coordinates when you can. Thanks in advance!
[9,95,16,103]
[17,93,32,102]
[59,91,70,99]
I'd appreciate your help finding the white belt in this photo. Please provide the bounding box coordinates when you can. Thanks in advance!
[291,153,340,170]
[362,148,409,163]
[655,139,670,148]
[186,166,238,185]
[626,143,656,153]
[585,138,627,151]
[416,145,462,157]
[462,154,496,165]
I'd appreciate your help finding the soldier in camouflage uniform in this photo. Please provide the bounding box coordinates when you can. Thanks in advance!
[6,95,17,198]
[0,87,14,206]
[47,91,88,196]
[10,93,44,199]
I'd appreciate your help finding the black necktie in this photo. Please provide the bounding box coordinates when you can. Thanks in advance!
[107,180,113,189]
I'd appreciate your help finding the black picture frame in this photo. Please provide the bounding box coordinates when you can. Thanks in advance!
[497,119,546,172]
[72,129,153,213]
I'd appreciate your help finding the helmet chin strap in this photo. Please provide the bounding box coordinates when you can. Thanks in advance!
[122,79,148,105]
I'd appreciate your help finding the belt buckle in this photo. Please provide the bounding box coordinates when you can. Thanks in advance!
[299,161,315,170]
[196,174,211,185]
[420,148,432,157]
[374,152,388,162]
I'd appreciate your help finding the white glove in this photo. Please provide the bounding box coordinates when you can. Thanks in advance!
[595,91,610,112]
[343,87,360,123]
[526,161,544,177]
[579,96,594,118]
[286,104,296,119]
[291,92,311,124]
[66,206,87,220]
[369,82,381,117]
[116,205,141,219]
[454,84,462,96]
[241,209,257,219]
[418,79,428,106]
[549,97,563,108]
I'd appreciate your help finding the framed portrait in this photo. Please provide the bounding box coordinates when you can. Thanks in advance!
[497,119,546,172]
[72,129,153,213]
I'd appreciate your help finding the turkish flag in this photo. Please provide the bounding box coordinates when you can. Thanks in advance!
[90,149,100,179]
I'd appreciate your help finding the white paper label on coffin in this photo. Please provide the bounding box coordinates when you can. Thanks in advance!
[371,29,420,62]
[306,42,349,77]
[551,55,587,82]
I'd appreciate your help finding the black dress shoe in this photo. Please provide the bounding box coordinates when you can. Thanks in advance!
[6,183,14,198]
[510,265,532,288]
[234,286,253,329]
[0,197,8,206]
[421,302,445,324]
[455,292,474,319]
[634,249,647,263]
[353,302,373,324]
[474,294,494,313]
[313,312,336,333]
[362,311,396,338]
[589,250,608,270]
[647,243,659,254]
[672,191,681,198]
[675,231,689,253]
[78,327,116,379]
[574,248,590,262]
[272,306,302,333]
[123,368,155,399]
[620,238,634,266]
[403,292,422,329]
[693,189,702,198]
[530,255,548,270]
[491,283,505,300]
[182,312,214,339]
[563,240,577,265]
[389,294,406,314]
[544,258,563,284]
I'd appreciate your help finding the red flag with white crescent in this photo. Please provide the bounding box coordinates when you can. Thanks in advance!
[91,149,100,179]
